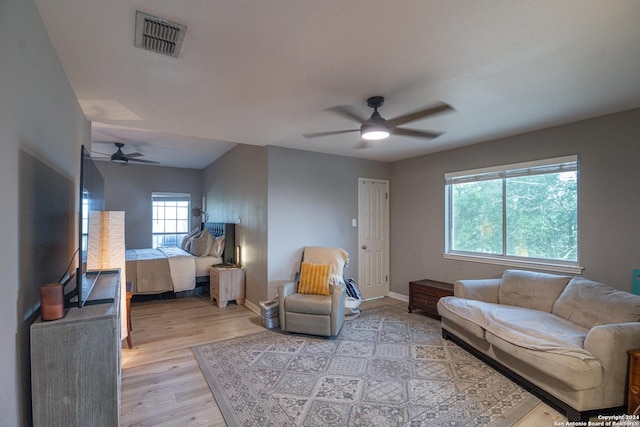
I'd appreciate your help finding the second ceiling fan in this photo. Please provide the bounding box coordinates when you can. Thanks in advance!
[97,142,160,165]
[303,96,454,142]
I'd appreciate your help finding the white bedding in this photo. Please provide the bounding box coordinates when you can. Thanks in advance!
[126,247,222,294]
[157,247,195,292]
[158,247,221,291]
[195,255,220,276]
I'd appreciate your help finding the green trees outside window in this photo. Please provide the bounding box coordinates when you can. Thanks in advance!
[447,156,578,264]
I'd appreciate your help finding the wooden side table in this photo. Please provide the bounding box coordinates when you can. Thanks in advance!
[210,266,245,308]
[408,279,454,320]
[628,349,640,415]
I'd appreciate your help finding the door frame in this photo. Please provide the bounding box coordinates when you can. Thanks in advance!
[357,177,390,300]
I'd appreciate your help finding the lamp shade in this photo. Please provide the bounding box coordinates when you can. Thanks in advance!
[87,211,125,271]
[87,211,128,341]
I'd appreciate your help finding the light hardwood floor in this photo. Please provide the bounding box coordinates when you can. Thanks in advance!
[121,295,566,426]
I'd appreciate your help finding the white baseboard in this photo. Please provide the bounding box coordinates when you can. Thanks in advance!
[388,291,409,302]
[244,299,260,315]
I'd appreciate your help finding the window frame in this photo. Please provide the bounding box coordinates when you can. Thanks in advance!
[444,155,583,274]
[151,192,192,248]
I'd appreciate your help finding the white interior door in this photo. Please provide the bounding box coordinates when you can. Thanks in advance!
[358,178,389,300]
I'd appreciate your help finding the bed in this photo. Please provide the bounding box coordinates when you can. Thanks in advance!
[126,222,236,295]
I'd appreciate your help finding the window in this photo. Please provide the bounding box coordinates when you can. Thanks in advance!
[444,155,580,273]
[152,193,191,248]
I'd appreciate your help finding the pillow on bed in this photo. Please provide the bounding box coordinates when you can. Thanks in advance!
[210,236,225,257]
[205,233,215,256]
[181,227,201,251]
[188,230,213,257]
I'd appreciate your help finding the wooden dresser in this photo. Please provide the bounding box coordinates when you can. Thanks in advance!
[408,278,454,319]
[628,349,640,415]
[31,270,121,427]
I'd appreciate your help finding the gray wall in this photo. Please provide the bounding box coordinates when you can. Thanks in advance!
[201,145,390,305]
[202,144,269,306]
[96,162,203,249]
[267,147,391,299]
[5,1,637,425]
[390,108,640,294]
[1,0,91,424]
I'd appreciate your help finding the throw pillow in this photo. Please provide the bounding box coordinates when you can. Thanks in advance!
[205,231,215,256]
[181,227,201,250]
[298,262,331,296]
[188,229,213,257]
[210,236,225,257]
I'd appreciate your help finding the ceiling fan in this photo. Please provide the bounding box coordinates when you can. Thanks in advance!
[96,142,160,165]
[303,96,454,143]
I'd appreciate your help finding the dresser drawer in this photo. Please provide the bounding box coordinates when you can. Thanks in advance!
[629,349,640,414]
[412,287,453,300]
[408,279,454,319]
[411,293,441,308]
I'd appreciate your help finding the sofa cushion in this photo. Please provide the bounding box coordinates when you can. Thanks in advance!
[438,297,593,359]
[284,293,332,315]
[437,297,486,339]
[552,277,640,329]
[498,270,572,312]
[486,332,602,390]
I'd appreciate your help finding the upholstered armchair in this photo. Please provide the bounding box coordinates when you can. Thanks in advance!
[277,247,348,338]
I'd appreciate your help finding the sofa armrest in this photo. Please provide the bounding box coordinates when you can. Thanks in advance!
[278,281,297,298]
[584,322,640,395]
[277,282,297,329]
[454,279,500,303]
[331,283,346,303]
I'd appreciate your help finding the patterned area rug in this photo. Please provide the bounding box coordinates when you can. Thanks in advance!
[192,305,539,426]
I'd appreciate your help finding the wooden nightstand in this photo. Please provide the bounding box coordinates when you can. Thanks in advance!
[210,266,245,308]
[628,349,640,415]
[408,279,454,320]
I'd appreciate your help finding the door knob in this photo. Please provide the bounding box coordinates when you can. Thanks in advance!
[362,245,367,250]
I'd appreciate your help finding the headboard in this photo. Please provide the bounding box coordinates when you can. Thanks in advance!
[202,222,236,265]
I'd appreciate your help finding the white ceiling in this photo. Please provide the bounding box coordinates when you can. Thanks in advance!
[35,1,640,169]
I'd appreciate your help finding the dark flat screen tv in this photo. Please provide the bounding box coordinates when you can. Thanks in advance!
[68,145,105,307]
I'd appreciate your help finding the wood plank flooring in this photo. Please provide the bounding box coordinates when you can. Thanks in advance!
[120,296,566,426]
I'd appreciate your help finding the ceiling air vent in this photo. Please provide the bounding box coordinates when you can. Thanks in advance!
[134,11,187,58]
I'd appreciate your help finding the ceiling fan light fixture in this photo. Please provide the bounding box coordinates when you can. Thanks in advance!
[361,129,390,140]
[303,95,452,144]
[361,119,391,141]
[111,143,129,164]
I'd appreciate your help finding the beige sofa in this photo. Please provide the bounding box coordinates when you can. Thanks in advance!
[437,269,640,421]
